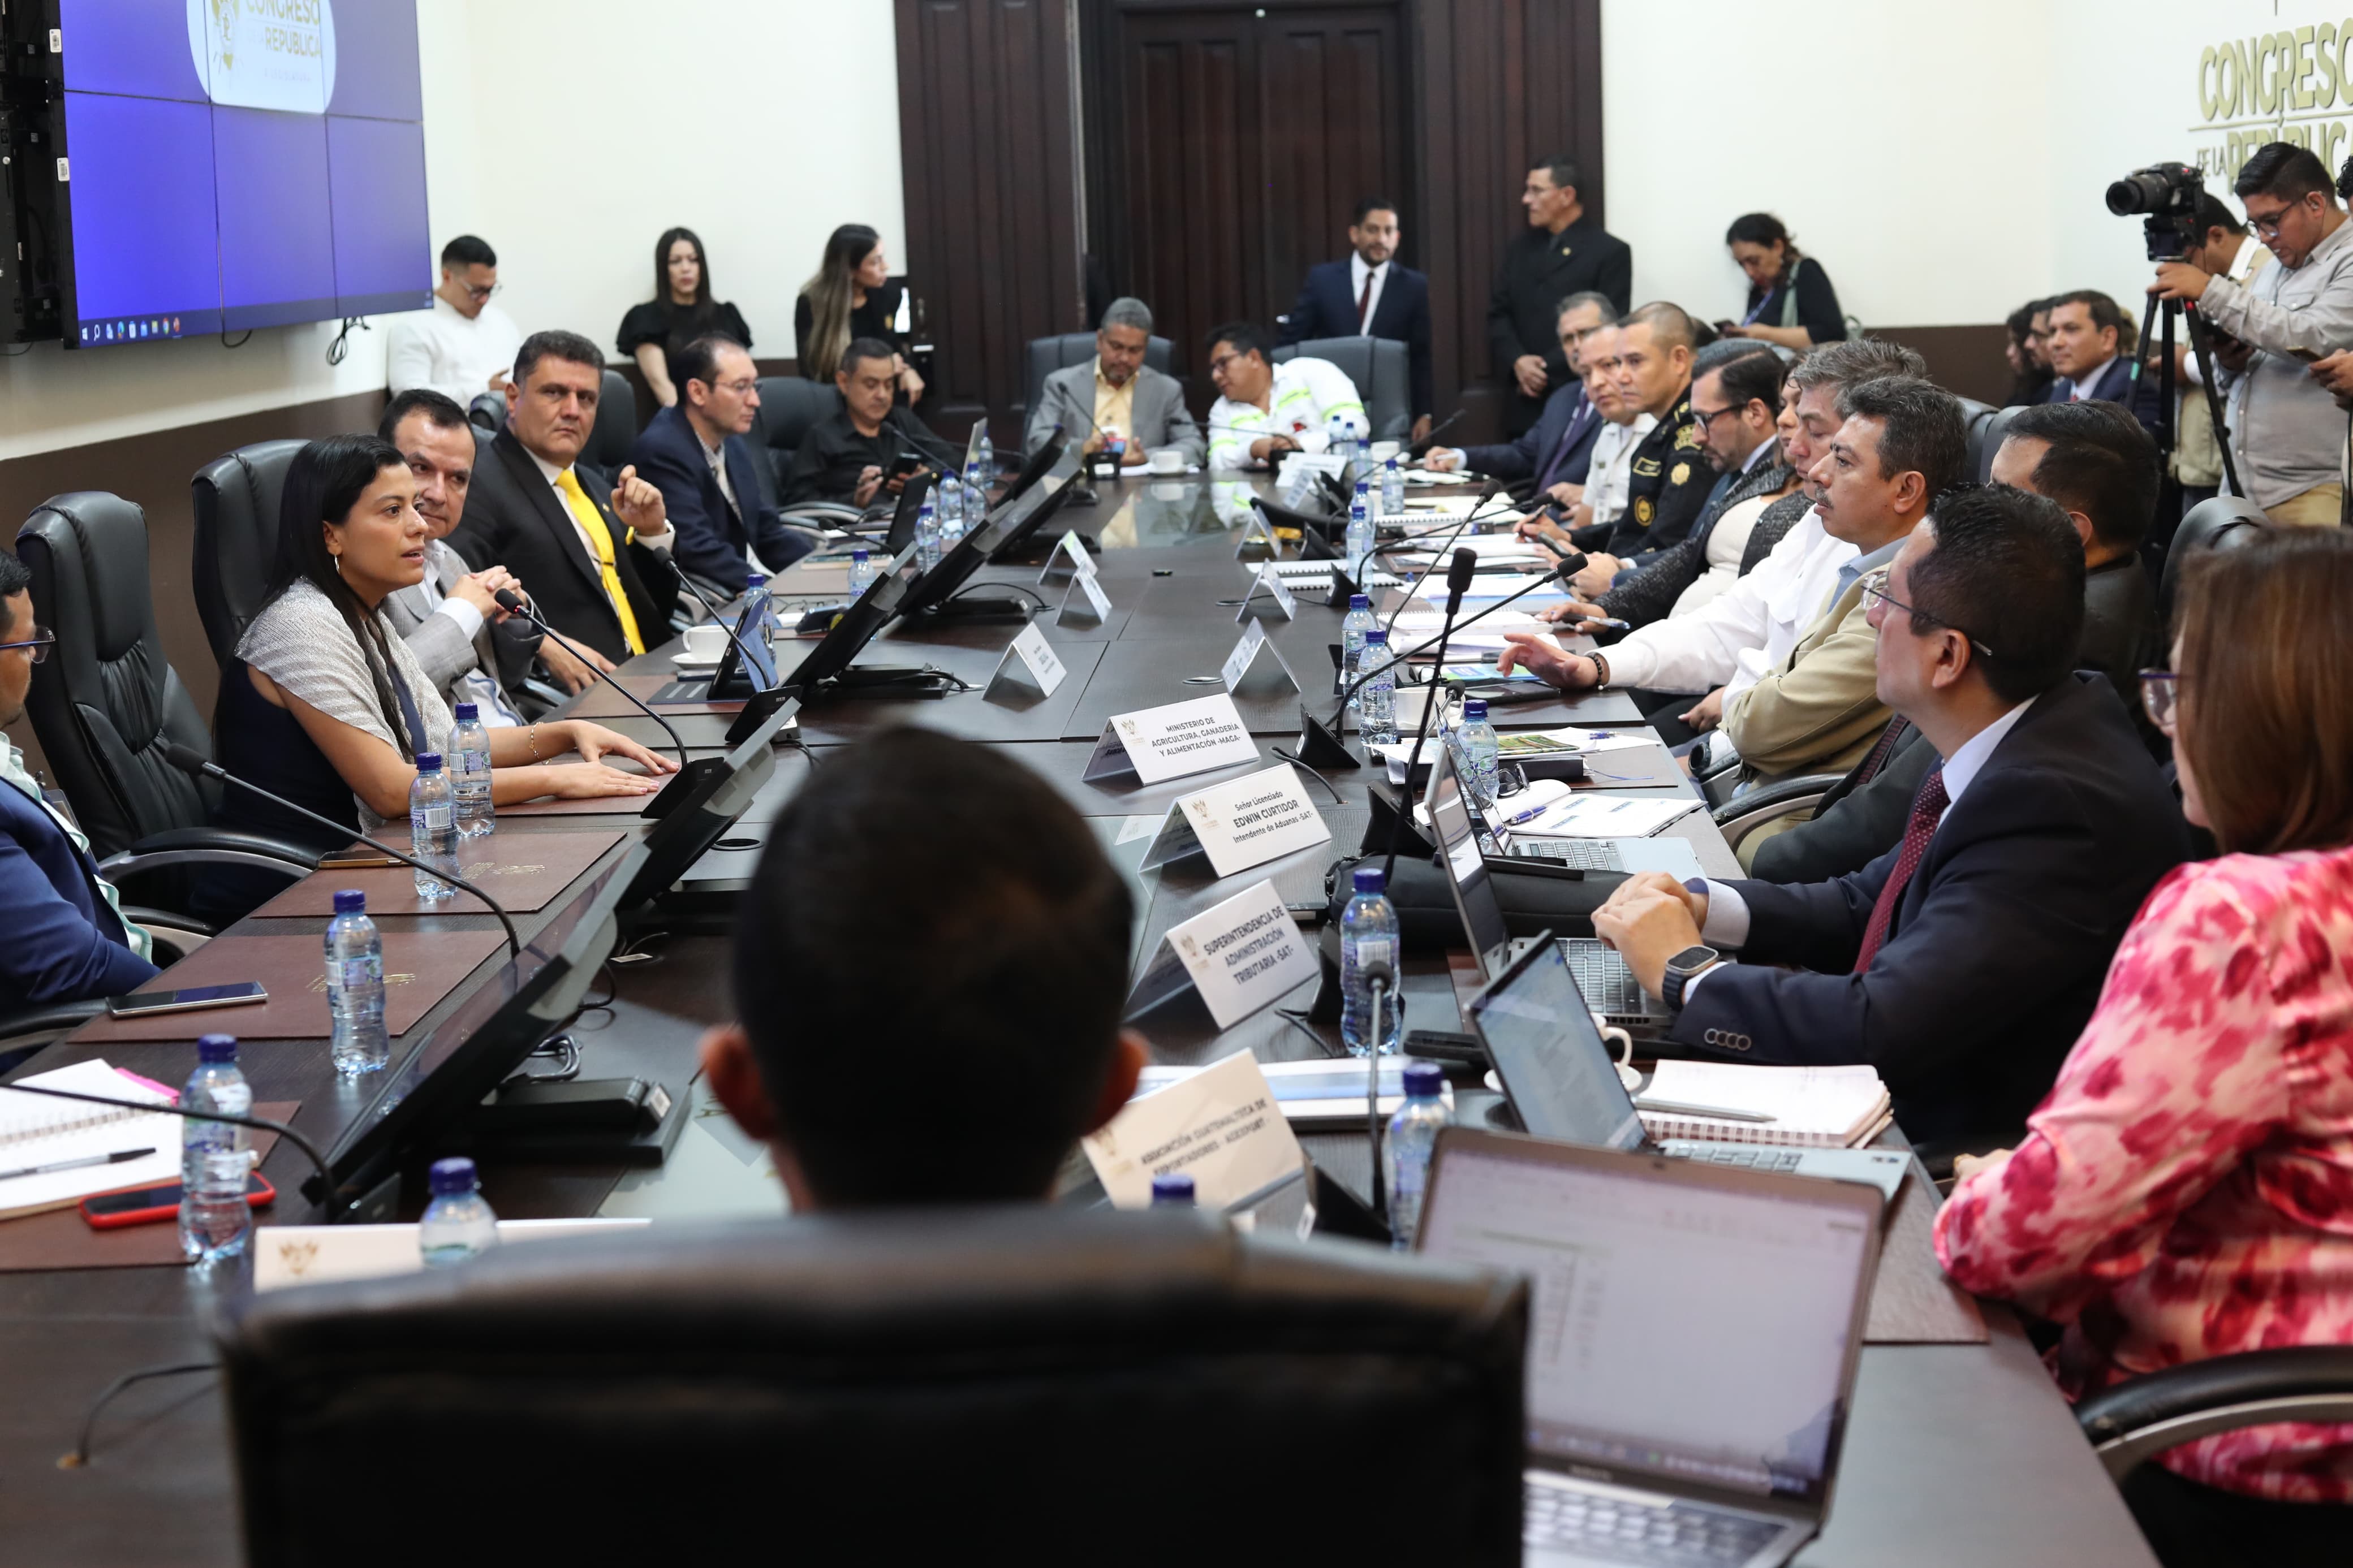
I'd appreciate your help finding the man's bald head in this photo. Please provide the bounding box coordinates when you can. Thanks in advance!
[1622,301,1699,353]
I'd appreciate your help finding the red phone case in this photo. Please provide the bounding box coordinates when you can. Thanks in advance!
[79,1174,277,1230]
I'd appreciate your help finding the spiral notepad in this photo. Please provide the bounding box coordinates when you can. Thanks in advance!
[0,1060,184,1221]
[1636,1062,1891,1148]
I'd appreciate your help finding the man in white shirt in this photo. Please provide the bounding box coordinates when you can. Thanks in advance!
[1203,321,1369,469]
[1570,326,1656,532]
[386,236,524,406]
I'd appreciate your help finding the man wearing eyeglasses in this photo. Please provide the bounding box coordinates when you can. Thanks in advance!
[387,235,526,408]
[627,334,817,596]
[0,550,160,1018]
[2153,142,2353,527]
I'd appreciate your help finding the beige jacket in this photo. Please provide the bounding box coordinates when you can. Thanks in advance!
[1719,575,1890,784]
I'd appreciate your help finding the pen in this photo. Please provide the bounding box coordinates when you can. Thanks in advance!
[1591,617,1631,631]
[0,1146,157,1181]
[1632,1099,1775,1124]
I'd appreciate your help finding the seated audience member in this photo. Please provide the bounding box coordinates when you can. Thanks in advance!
[387,235,523,406]
[1203,321,1368,469]
[628,334,816,594]
[1937,533,2353,1567]
[449,332,682,670]
[1282,196,1435,436]
[0,550,158,1013]
[1425,292,1615,506]
[700,728,1144,1208]
[1024,297,1204,468]
[2041,290,2135,404]
[795,224,923,403]
[783,337,948,508]
[2003,300,2054,406]
[1590,485,2190,1143]
[1568,302,1712,584]
[377,389,553,723]
[617,228,755,409]
[1718,213,1848,351]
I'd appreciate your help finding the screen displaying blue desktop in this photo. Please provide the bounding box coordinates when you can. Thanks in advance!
[58,0,429,347]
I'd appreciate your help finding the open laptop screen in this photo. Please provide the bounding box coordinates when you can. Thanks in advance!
[1469,940,1643,1151]
[1417,1134,1874,1507]
[1427,750,1510,977]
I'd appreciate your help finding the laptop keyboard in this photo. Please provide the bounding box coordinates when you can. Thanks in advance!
[1564,941,1650,1017]
[1511,836,1625,870]
[1660,1142,1805,1175]
[1525,1483,1783,1565]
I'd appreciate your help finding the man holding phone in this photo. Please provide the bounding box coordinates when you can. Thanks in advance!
[0,548,160,1022]
[784,338,949,508]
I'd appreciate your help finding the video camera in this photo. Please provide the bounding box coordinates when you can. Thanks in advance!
[2106,162,2206,262]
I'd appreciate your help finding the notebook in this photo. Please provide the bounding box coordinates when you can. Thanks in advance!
[0,1059,185,1221]
[1637,1061,1893,1148]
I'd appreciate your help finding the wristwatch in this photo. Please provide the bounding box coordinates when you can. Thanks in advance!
[1660,944,1720,1014]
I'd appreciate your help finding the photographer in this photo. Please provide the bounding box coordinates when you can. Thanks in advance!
[2152,142,2353,526]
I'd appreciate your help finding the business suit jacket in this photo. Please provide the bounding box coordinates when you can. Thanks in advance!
[1675,674,2192,1142]
[2040,357,2135,406]
[1486,219,1634,433]
[448,429,675,666]
[1746,719,1937,884]
[380,538,541,712]
[1720,572,1891,784]
[0,783,157,1012]
[1457,382,1601,488]
[1283,258,1434,418]
[1025,362,1205,467]
[628,406,815,595]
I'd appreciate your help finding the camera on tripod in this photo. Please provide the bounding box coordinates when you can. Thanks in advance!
[2106,162,2206,261]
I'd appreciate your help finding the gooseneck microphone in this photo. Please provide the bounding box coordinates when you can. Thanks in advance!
[493,590,689,780]
[158,742,523,959]
[1379,477,1508,639]
[1381,548,1479,887]
[1404,408,1466,461]
[0,1079,333,1216]
[1359,958,1395,1224]
[1328,548,1589,722]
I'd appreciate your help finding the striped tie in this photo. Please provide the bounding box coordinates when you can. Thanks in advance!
[1852,770,1948,973]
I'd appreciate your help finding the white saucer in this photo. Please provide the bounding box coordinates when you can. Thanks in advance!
[670,655,722,676]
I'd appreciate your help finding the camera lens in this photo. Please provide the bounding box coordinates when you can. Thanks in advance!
[2106,173,2167,216]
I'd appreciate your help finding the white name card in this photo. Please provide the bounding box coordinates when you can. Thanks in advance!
[1141,762,1331,876]
[1221,619,1300,694]
[1232,511,1281,559]
[983,620,1067,699]
[1126,877,1321,1029]
[1038,529,1093,586]
[1059,566,1115,627]
[1083,1048,1307,1211]
[252,1219,650,1292]
[1234,560,1299,623]
[1082,693,1261,784]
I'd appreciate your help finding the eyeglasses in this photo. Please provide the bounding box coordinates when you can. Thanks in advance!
[1207,351,1246,377]
[463,282,503,301]
[1691,403,1744,428]
[0,627,55,664]
[2138,669,2179,734]
[713,377,759,396]
[1860,569,1996,660]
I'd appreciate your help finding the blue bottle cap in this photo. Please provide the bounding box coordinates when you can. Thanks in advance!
[415,752,442,772]
[746,574,768,589]
[453,702,479,722]
[852,548,870,560]
[1386,455,1400,468]
[1403,1060,1445,1098]
[197,1034,238,1064]
[1150,1172,1196,1206]
[1355,478,1370,493]
[428,1156,479,1196]
[1348,594,1371,611]
[333,889,366,915]
[1352,866,1387,894]
[1464,699,1489,720]
[1364,628,1388,645]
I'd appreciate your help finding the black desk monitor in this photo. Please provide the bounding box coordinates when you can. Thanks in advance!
[984,461,1083,566]
[320,844,652,1222]
[992,431,1067,517]
[895,513,1013,620]
[881,470,938,555]
[781,541,921,693]
[705,597,779,699]
[619,692,803,910]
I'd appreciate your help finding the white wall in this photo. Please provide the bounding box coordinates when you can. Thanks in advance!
[0,0,906,462]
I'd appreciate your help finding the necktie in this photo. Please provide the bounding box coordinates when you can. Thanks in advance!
[555,468,645,655]
[1852,716,1913,788]
[1537,395,1593,490]
[1852,769,1948,973]
[1357,269,1376,332]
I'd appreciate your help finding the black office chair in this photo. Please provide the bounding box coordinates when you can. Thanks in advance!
[14,493,316,917]
[219,1209,1528,1566]
[1710,772,1847,859]
[1971,403,2033,483]
[466,392,506,435]
[1954,396,1997,480]
[191,439,306,671]
[1272,337,1414,443]
[2160,494,2267,620]
[580,369,638,475]
[1022,331,1176,424]
[750,377,845,508]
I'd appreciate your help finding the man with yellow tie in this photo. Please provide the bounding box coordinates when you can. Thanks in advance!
[451,330,681,677]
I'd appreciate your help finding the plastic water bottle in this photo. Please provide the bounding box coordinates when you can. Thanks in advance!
[418,1157,499,1268]
[1150,1173,1196,1208]
[964,458,989,525]
[1340,867,1405,1057]
[975,428,995,484]
[847,547,877,596]
[1459,698,1500,811]
[1346,481,1376,578]
[450,701,493,837]
[1328,411,1358,466]
[741,573,775,647]
[1382,453,1405,520]
[937,476,966,550]
[326,890,388,1077]
[178,1034,253,1265]
[1341,593,1377,710]
[408,753,458,902]
[1385,1060,1452,1249]
[1359,629,1398,746]
[915,501,943,574]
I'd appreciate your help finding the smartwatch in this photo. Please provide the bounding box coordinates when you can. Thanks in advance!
[1660,944,1720,1014]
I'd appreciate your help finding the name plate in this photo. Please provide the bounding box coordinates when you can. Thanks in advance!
[1059,565,1115,627]
[1141,762,1331,876]
[1082,693,1261,784]
[982,620,1067,699]
[1126,876,1320,1028]
[1221,619,1300,694]
[253,1219,649,1292]
[1234,560,1299,623]
[1232,511,1281,559]
[1083,1048,1306,1211]
[1039,529,1094,586]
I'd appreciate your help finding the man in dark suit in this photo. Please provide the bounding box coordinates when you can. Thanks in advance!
[1592,485,2189,1144]
[1282,196,1435,439]
[628,334,815,595]
[1486,154,1633,435]
[449,330,680,676]
[1426,291,1614,504]
[2039,290,2135,405]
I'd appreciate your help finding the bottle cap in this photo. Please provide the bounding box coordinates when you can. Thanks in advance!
[1348,594,1371,611]
[197,1034,238,1064]
[1386,455,1400,468]
[1464,699,1489,720]
[1403,1060,1445,1098]
[852,548,869,560]
[415,752,442,772]
[1364,629,1388,644]
[333,889,366,915]
[1355,478,1370,493]
[1149,1172,1196,1206]
[428,1156,479,1196]
[1352,866,1387,894]
[453,702,478,722]
[746,574,768,589]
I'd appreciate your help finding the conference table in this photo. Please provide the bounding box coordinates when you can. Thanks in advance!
[0,468,2158,1566]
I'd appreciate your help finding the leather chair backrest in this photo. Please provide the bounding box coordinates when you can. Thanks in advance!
[1954,396,1998,481]
[752,377,846,503]
[467,392,507,434]
[2161,494,2269,619]
[1971,403,2034,483]
[15,494,217,859]
[580,369,637,474]
[191,439,307,671]
[1270,337,1413,442]
[1022,332,1176,421]
[220,1209,1528,1565]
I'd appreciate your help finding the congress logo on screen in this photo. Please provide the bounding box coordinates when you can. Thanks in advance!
[187,0,338,114]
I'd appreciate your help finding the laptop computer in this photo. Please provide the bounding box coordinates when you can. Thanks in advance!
[1425,748,1671,1029]
[1466,935,1910,1202]
[1415,1126,1883,1566]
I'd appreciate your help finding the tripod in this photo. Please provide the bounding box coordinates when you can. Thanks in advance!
[2131,239,2244,549]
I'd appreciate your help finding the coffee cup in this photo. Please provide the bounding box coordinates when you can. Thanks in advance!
[681,623,729,662]
[1148,447,1184,475]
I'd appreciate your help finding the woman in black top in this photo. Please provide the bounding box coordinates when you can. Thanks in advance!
[1718,213,1848,350]
[794,223,924,402]
[618,227,753,407]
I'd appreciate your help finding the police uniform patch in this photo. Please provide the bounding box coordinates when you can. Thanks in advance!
[1635,498,1655,524]
[1673,423,1704,451]
[1632,457,1662,477]
[1670,461,1691,486]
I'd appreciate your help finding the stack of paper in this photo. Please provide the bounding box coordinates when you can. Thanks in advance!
[0,1060,183,1221]
[1494,792,1698,839]
[1637,1062,1893,1147]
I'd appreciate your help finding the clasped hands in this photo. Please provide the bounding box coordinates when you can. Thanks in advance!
[1589,871,1708,998]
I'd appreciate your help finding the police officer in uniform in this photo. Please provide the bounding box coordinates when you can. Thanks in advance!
[1486,155,1634,435]
[1568,304,1709,573]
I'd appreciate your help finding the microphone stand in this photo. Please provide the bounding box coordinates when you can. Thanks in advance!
[1360,963,1393,1228]
[496,594,704,818]
[0,1082,334,1218]
[1382,551,1475,887]
[1377,481,1509,641]
[665,573,805,745]
[159,744,523,959]
[1404,408,1466,461]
